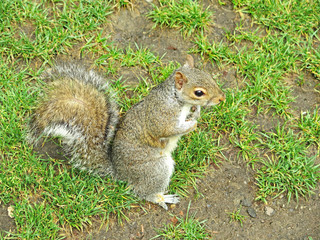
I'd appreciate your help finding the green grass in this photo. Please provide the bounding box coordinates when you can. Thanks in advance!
[0,0,113,63]
[151,202,211,240]
[232,0,320,36]
[148,0,213,37]
[1,0,320,238]
[298,109,320,145]
[256,123,320,202]
[191,0,320,202]
[228,206,246,227]
[171,128,224,196]
[11,200,61,239]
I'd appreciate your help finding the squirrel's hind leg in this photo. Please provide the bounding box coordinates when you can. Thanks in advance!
[145,193,180,210]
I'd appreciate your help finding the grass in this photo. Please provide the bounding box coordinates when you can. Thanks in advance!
[0,0,320,238]
[12,200,61,239]
[232,0,320,36]
[148,0,213,37]
[298,109,320,145]
[256,123,320,202]
[0,0,113,63]
[151,202,211,240]
[192,0,320,202]
[228,206,246,227]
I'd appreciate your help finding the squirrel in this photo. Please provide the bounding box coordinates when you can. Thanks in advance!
[27,55,225,210]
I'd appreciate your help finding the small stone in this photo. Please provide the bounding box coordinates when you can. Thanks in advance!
[247,207,257,218]
[241,198,252,207]
[170,204,177,209]
[265,206,275,216]
[233,198,241,205]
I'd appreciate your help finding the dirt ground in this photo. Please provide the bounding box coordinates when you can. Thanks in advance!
[1,0,319,239]
[89,162,320,240]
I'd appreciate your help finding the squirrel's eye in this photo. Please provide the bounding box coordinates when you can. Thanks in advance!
[194,90,205,97]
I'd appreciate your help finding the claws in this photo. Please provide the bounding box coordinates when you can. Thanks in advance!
[156,193,180,210]
[158,201,168,210]
[163,194,180,204]
[145,193,180,210]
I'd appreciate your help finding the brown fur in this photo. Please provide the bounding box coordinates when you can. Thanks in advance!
[35,79,109,145]
[28,63,118,176]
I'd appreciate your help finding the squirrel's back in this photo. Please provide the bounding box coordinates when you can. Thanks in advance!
[27,63,118,176]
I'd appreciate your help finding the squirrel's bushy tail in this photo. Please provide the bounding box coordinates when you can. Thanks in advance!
[27,63,118,176]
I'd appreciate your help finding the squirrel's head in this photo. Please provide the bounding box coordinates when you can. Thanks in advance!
[174,55,225,107]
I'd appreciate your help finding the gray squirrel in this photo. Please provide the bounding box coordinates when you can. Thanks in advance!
[27,55,225,210]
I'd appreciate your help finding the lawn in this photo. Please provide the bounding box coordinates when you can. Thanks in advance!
[0,0,319,239]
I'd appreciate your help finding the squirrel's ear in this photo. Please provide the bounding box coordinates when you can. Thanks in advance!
[175,71,188,90]
[183,55,194,68]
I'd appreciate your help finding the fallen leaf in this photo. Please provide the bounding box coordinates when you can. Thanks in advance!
[170,216,179,225]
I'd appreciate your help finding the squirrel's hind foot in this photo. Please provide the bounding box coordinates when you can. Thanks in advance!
[146,193,180,210]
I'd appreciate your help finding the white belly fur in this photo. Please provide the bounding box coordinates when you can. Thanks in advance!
[162,104,192,156]
[160,104,192,177]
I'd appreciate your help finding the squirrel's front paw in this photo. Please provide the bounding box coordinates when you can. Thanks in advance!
[190,105,201,120]
[186,105,200,121]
